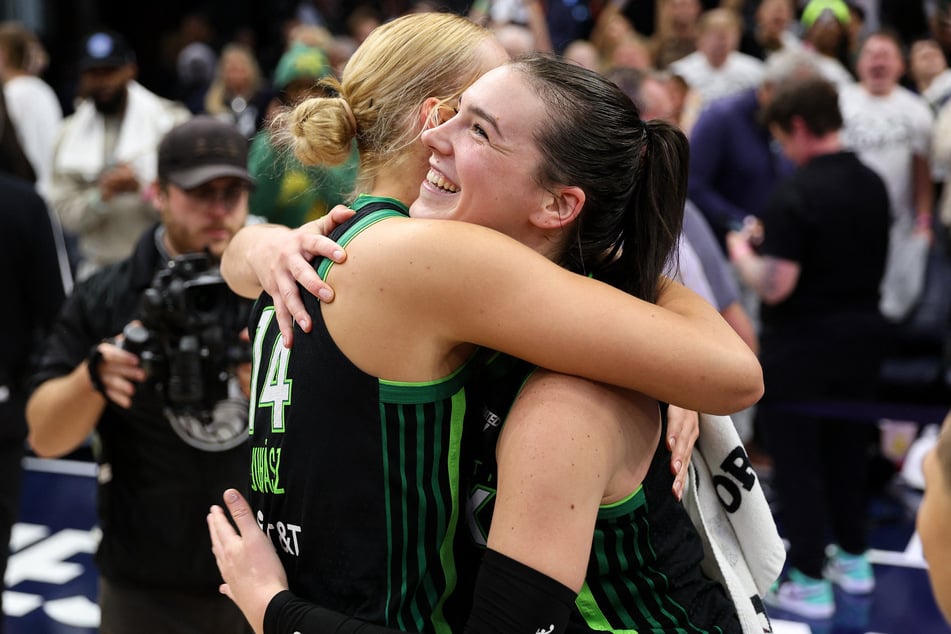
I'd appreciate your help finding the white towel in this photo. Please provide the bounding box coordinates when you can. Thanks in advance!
[54,81,186,183]
[682,413,786,634]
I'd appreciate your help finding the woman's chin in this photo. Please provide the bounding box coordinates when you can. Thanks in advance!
[410,188,460,220]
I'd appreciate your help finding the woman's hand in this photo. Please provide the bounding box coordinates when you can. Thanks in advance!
[208,489,288,634]
[666,405,698,501]
[222,205,355,347]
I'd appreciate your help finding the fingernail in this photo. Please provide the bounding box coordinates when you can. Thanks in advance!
[674,460,682,474]
[333,249,344,260]
[226,490,238,503]
[318,288,333,301]
[668,436,676,447]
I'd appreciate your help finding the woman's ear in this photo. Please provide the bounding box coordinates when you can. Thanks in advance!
[531,185,585,229]
[420,97,458,130]
[420,97,441,130]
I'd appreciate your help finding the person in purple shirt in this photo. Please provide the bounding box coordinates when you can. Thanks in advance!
[688,48,818,249]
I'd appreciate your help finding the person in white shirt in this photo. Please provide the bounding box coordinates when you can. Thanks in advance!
[839,30,935,321]
[0,22,62,199]
[909,37,951,113]
[670,8,764,110]
[49,30,190,281]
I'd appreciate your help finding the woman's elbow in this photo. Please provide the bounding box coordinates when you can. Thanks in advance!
[709,350,763,415]
[732,352,764,413]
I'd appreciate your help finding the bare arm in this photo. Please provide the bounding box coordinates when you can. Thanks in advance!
[720,301,759,355]
[524,0,554,53]
[26,364,105,458]
[220,206,354,345]
[27,339,146,458]
[347,218,763,415]
[913,153,935,234]
[726,230,800,306]
[489,371,658,591]
[231,215,763,414]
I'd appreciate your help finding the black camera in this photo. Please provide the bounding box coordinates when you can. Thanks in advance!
[122,252,252,451]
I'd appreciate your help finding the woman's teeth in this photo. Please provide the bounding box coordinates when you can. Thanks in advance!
[427,169,459,193]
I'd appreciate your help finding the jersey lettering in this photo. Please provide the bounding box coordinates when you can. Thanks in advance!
[256,510,303,557]
[250,441,284,494]
[248,308,273,435]
[267,520,303,556]
[250,308,293,433]
[259,341,292,431]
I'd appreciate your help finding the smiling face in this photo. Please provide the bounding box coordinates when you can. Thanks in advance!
[411,65,553,246]
[857,34,905,96]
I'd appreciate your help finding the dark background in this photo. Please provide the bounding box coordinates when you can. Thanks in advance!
[4,0,472,115]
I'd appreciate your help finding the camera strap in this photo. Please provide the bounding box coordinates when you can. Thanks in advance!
[86,342,109,397]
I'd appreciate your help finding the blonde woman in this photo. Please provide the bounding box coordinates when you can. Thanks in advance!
[210,13,761,634]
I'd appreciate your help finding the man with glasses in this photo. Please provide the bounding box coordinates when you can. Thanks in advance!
[25,116,256,633]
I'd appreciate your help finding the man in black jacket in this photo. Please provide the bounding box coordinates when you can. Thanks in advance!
[26,116,256,634]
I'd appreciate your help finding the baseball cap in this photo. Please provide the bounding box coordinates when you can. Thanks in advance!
[158,116,255,190]
[273,43,332,90]
[801,0,851,29]
[78,30,136,71]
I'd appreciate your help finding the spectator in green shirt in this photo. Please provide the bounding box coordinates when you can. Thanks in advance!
[248,43,358,227]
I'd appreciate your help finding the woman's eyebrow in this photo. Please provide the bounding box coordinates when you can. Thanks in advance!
[468,104,503,138]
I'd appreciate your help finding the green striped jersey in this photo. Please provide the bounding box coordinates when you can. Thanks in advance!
[247,197,474,632]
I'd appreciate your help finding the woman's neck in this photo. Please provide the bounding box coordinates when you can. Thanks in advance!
[370,155,430,206]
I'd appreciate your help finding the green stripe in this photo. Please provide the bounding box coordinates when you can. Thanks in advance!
[597,485,646,520]
[396,405,414,630]
[380,399,396,625]
[575,581,639,632]
[315,196,408,280]
[381,392,466,632]
[625,518,673,628]
[379,354,477,403]
[583,501,725,633]
[429,390,466,634]
[315,208,405,279]
[611,520,663,628]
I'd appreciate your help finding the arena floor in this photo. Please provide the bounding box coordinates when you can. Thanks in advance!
[5,455,949,634]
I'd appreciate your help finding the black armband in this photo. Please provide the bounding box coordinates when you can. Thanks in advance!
[463,549,577,634]
[264,590,402,634]
[86,343,108,397]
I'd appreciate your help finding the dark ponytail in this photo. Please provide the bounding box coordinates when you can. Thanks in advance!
[602,119,688,302]
[512,54,687,303]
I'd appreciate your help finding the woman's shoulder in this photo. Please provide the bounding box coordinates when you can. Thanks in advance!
[517,371,656,441]
[350,215,545,272]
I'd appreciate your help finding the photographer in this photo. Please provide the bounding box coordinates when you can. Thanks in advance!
[25,116,257,634]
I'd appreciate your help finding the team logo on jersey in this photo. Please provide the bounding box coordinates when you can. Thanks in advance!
[482,405,502,432]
